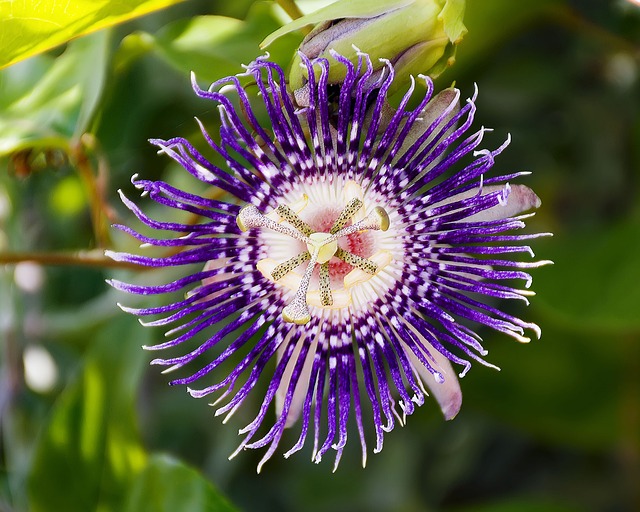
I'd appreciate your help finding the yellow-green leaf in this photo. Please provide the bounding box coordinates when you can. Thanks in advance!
[0,31,109,156]
[117,2,303,84]
[0,0,186,70]
[27,317,149,512]
[261,0,412,49]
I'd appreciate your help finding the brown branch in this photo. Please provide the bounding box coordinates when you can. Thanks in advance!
[71,134,115,249]
[0,251,147,270]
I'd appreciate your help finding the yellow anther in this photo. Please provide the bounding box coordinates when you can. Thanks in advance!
[276,204,313,236]
[344,251,393,289]
[266,194,309,222]
[236,204,258,232]
[257,258,352,309]
[271,251,311,281]
[369,207,390,232]
[326,206,391,242]
[319,263,333,306]
[341,180,366,222]
[335,247,378,275]
[330,198,363,234]
[307,289,351,309]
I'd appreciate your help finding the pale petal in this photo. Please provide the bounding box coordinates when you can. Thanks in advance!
[404,341,462,421]
[364,87,461,166]
[434,184,541,223]
[275,333,318,428]
[395,87,460,161]
[466,184,541,222]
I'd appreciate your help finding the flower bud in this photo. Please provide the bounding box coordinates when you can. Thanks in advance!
[262,0,466,95]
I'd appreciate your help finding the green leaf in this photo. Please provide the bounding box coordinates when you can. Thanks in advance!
[118,2,302,84]
[260,0,412,48]
[0,31,109,156]
[123,454,239,512]
[534,219,640,333]
[0,0,185,69]
[27,317,149,512]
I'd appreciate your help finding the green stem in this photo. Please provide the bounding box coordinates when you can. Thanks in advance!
[275,0,305,21]
[0,251,146,270]
[0,269,20,421]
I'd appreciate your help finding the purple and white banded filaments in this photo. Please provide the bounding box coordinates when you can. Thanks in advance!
[107,51,550,472]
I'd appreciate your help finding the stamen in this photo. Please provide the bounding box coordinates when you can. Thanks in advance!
[335,248,378,275]
[344,250,393,289]
[282,246,320,325]
[237,204,311,244]
[319,263,333,306]
[325,206,390,244]
[265,194,308,222]
[276,204,313,236]
[271,251,311,281]
[329,198,363,234]
[238,197,392,323]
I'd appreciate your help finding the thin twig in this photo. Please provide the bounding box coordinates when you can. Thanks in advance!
[0,270,20,427]
[71,135,114,248]
[0,251,146,270]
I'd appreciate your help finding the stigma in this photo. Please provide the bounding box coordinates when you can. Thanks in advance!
[236,180,393,325]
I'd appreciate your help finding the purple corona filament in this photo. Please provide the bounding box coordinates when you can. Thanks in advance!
[108,51,551,472]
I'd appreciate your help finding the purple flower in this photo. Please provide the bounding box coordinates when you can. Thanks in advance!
[108,52,550,471]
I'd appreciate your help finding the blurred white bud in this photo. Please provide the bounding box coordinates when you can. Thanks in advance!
[23,344,58,393]
[14,261,45,293]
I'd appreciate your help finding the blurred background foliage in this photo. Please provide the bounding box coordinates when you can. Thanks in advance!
[0,0,639,511]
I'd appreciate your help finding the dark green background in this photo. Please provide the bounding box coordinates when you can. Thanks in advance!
[1,1,639,511]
